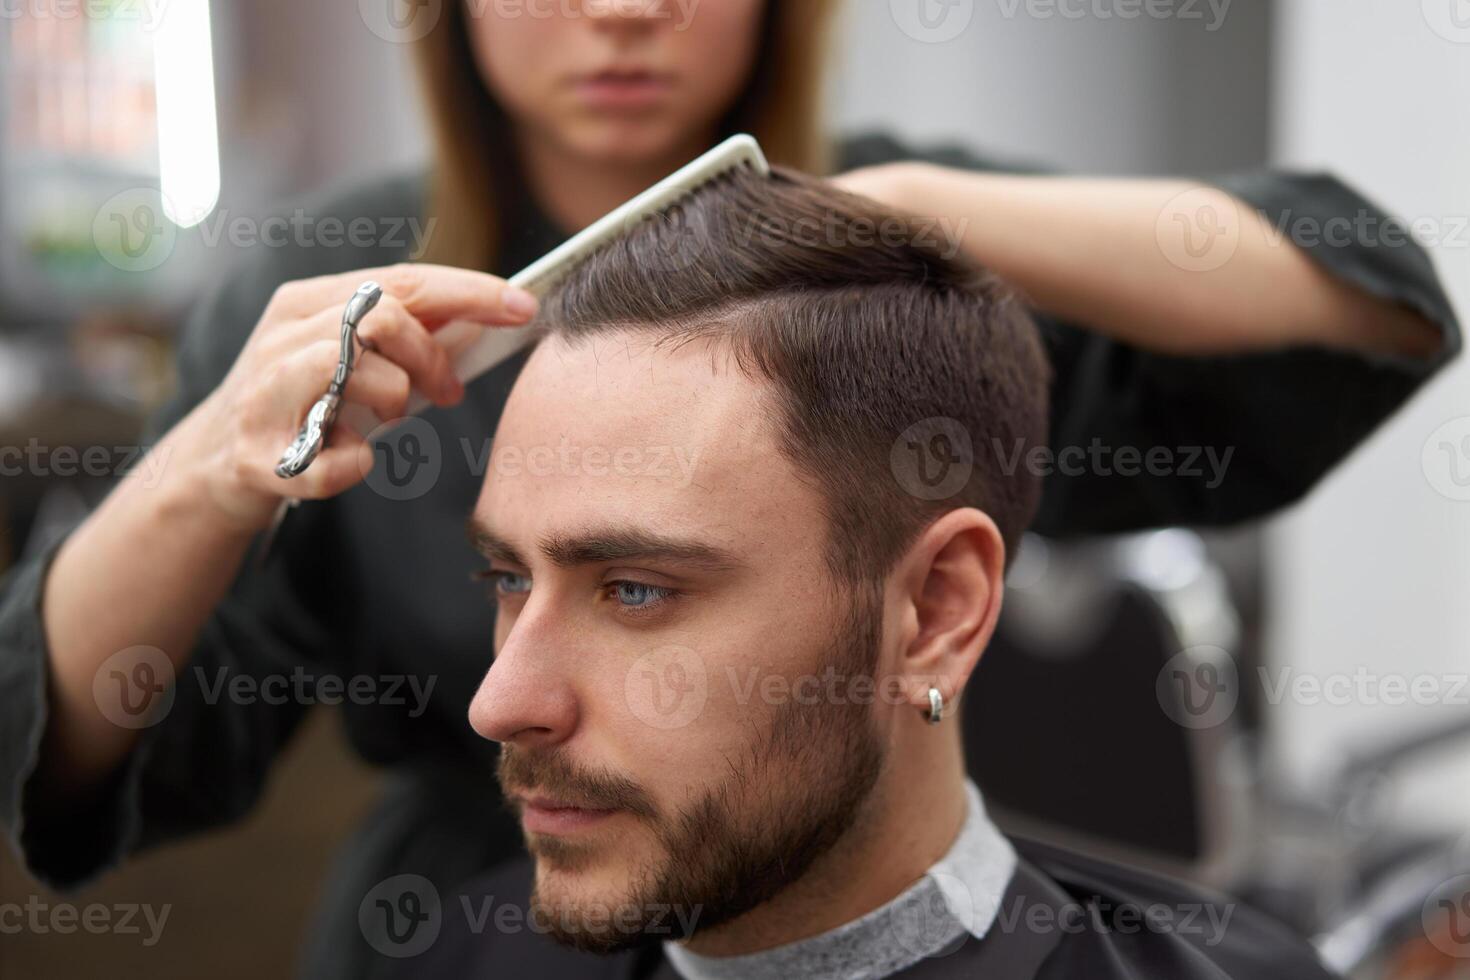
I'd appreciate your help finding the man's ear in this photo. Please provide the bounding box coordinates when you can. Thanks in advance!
[892,508,1006,720]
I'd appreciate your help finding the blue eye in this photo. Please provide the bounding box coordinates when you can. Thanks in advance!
[487,571,532,597]
[610,581,673,609]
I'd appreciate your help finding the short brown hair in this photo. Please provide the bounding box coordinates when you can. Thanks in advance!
[538,167,1051,585]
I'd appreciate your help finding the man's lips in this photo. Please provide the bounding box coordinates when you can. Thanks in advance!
[517,794,621,835]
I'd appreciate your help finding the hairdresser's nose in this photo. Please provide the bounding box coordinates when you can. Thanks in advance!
[582,0,663,34]
[469,611,579,750]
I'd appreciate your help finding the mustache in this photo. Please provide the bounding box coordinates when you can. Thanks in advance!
[497,746,660,821]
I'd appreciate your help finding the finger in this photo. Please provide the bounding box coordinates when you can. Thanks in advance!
[246,345,371,499]
[339,354,414,422]
[266,263,538,329]
[353,295,463,406]
[286,423,372,500]
[261,338,350,417]
[265,339,412,434]
[283,300,461,408]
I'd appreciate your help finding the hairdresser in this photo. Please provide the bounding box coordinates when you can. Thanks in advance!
[0,2,1458,978]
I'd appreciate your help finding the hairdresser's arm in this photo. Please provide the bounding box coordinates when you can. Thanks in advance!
[835,163,1442,359]
[37,264,536,796]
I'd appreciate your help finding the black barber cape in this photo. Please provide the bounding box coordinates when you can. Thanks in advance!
[401,837,1340,980]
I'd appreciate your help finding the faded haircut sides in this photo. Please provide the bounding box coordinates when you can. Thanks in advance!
[533,165,1052,587]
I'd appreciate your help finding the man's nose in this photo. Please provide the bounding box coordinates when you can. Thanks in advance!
[468,615,578,749]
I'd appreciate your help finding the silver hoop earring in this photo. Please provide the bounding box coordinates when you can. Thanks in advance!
[926,687,944,725]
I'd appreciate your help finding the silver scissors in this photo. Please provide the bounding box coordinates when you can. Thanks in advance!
[260,280,382,558]
[275,280,383,478]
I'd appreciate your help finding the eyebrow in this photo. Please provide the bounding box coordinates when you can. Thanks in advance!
[467,518,529,567]
[466,517,744,574]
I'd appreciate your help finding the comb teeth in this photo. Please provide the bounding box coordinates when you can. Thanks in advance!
[513,133,769,298]
[401,134,773,416]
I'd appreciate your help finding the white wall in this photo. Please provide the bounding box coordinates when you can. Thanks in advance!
[828,0,1269,174]
[1267,0,1470,829]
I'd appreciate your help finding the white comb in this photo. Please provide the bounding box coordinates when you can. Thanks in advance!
[400,133,770,417]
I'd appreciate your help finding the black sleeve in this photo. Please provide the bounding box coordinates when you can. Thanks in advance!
[0,196,389,889]
[836,132,1462,534]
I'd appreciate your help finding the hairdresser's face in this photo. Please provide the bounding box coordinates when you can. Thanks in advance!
[468,333,890,950]
[465,0,766,164]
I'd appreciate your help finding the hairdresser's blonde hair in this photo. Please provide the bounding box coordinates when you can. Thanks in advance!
[411,0,842,271]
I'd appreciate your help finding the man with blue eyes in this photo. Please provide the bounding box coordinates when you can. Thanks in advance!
[414,170,1341,980]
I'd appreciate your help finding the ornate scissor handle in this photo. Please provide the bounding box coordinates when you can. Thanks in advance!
[275,281,383,479]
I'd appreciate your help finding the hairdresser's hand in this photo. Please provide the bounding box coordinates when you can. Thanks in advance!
[183,263,539,531]
[834,162,1441,358]
[830,162,927,213]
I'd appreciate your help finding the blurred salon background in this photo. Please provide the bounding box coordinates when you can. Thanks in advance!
[1,1,1467,977]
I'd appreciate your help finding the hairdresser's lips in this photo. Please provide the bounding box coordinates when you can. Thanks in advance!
[517,794,621,835]
[573,69,676,111]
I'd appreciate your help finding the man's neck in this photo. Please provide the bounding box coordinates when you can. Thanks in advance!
[681,753,972,957]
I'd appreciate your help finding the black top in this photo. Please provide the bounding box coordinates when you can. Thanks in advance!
[0,133,1458,980]
[401,835,1342,980]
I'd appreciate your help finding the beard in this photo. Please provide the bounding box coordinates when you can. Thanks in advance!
[495,585,888,954]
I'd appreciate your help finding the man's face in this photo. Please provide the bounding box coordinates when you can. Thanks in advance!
[468,331,887,950]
